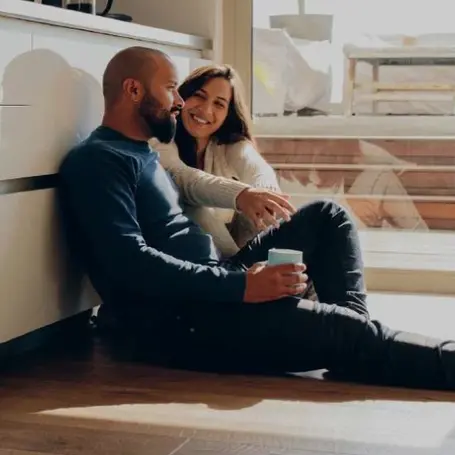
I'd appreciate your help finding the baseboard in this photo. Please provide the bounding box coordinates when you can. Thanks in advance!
[0,310,93,368]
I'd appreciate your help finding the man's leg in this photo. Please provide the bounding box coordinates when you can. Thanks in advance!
[173,296,455,391]
[231,199,368,316]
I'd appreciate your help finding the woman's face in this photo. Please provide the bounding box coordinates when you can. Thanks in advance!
[180,77,232,141]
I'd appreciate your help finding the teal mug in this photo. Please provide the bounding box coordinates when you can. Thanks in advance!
[267,248,303,265]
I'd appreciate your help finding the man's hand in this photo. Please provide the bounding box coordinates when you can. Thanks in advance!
[243,261,308,303]
[236,188,296,230]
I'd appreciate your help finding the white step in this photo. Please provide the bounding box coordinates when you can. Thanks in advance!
[253,115,455,139]
[356,92,455,102]
[360,230,455,294]
[368,292,455,339]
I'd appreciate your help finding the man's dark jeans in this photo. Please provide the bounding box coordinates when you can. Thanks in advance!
[167,200,455,391]
[101,200,455,391]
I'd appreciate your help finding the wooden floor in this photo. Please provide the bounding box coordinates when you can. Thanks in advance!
[1,293,455,455]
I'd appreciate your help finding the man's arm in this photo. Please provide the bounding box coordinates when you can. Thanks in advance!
[153,140,249,209]
[59,147,246,303]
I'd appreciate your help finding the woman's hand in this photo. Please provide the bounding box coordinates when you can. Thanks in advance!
[235,188,296,230]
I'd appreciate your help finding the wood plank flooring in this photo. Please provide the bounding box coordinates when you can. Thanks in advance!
[1,293,455,455]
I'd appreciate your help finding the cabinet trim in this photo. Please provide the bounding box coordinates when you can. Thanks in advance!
[0,0,211,57]
[0,174,58,195]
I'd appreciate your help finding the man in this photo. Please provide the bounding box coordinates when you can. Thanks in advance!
[59,46,455,391]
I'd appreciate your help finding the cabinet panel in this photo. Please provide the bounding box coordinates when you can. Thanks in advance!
[0,21,200,179]
[0,18,33,106]
[33,23,199,85]
[0,189,99,343]
[0,98,101,180]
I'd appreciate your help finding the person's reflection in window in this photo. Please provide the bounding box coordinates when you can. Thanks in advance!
[278,140,429,231]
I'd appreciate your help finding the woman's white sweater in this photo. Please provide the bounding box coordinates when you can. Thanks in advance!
[151,138,280,256]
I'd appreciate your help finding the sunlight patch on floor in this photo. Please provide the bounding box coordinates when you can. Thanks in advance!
[35,399,455,449]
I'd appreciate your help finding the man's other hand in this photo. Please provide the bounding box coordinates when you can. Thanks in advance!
[243,261,308,303]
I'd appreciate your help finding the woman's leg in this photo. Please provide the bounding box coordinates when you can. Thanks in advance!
[231,199,367,316]
[185,205,240,257]
[228,212,260,249]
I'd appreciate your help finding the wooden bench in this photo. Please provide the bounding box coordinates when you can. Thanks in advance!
[343,45,455,115]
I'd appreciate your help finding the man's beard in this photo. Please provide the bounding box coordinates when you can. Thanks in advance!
[139,93,178,143]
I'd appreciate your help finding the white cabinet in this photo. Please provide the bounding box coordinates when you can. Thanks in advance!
[0,189,99,343]
[112,0,217,38]
[0,19,112,179]
[0,1,213,348]
[0,17,206,180]
[0,19,32,106]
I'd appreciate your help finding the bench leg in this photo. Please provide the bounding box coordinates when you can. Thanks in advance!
[344,58,357,116]
[372,62,379,114]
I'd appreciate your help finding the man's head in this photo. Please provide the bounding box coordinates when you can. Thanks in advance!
[102,46,183,143]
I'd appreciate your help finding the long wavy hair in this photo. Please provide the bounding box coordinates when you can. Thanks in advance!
[175,64,253,167]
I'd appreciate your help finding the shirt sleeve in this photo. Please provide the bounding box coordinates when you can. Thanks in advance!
[60,146,246,304]
[228,141,281,192]
[154,140,250,209]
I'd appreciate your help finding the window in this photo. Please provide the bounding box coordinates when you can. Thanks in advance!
[227,0,455,294]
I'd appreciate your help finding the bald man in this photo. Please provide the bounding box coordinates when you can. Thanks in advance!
[59,46,455,391]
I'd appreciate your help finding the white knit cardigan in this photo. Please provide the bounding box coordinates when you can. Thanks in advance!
[151,138,280,256]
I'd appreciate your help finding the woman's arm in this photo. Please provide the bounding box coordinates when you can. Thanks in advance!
[227,141,282,247]
[228,141,281,192]
[152,139,249,209]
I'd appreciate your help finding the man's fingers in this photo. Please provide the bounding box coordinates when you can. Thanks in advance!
[289,283,307,295]
[275,282,307,299]
[269,262,306,273]
[281,273,308,288]
[249,261,267,272]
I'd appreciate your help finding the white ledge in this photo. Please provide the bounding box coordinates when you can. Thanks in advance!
[0,0,212,57]
[253,115,455,139]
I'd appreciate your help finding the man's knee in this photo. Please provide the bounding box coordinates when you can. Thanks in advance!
[295,199,350,222]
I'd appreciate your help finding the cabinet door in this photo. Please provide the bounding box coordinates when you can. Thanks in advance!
[0,21,109,180]
[0,18,33,106]
[0,189,99,343]
[0,21,202,180]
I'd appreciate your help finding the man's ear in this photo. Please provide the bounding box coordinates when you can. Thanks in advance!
[123,78,143,103]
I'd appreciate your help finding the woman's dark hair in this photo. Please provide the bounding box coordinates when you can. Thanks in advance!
[175,64,253,167]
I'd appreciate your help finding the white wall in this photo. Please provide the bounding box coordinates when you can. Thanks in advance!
[335,0,455,38]
[252,0,299,28]
[112,0,217,38]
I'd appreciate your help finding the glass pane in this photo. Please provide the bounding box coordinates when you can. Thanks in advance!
[252,0,455,117]
[251,0,455,282]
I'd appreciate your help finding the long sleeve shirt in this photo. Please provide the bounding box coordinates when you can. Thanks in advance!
[155,139,281,256]
[58,126,246,312]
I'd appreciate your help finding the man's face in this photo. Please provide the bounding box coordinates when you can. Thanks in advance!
[138,58,183,143]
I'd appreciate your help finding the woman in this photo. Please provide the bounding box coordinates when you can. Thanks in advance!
[152,64,282,258]
[154,64,318,300]
[277,139,428,231]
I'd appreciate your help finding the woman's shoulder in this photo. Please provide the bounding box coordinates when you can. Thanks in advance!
[149,139,180,165]
[149,138,178,154]
[220,140,260,162]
